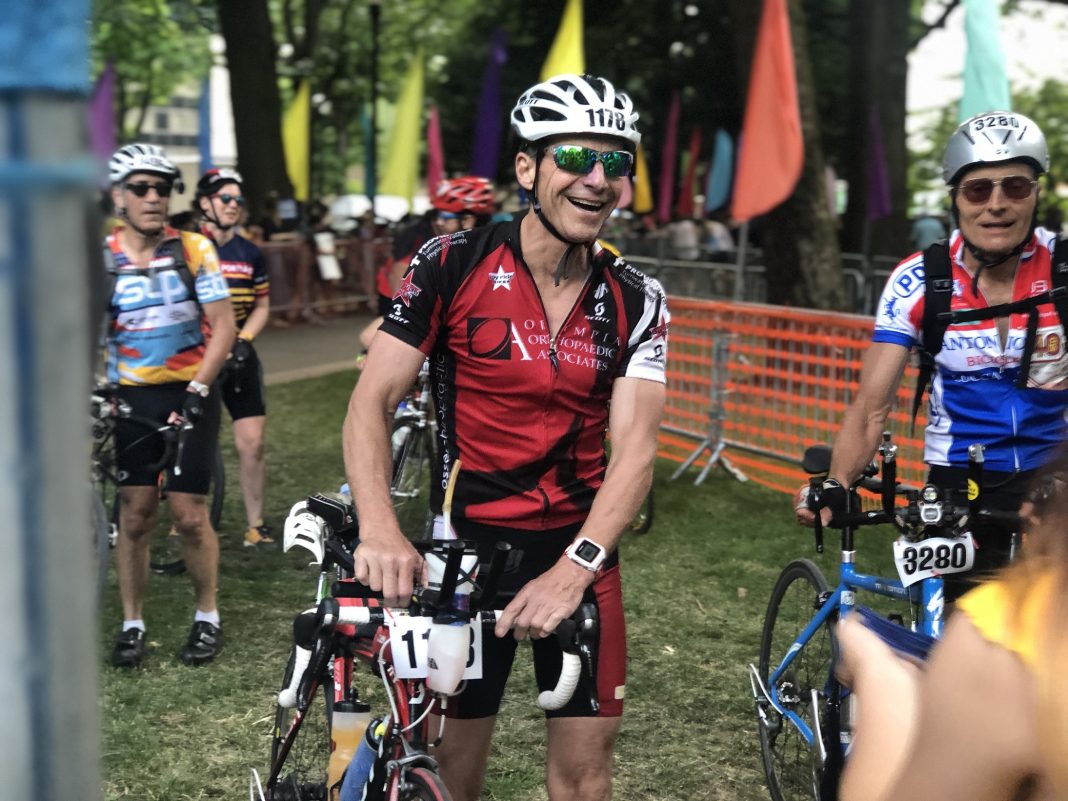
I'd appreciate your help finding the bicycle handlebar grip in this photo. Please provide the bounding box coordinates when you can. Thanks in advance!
[538,652,582,711]
[336,606,376,626]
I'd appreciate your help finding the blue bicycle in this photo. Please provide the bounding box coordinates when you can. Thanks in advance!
[750,434,1018,801]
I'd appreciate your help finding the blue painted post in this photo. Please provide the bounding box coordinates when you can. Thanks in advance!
[0,2,100,799]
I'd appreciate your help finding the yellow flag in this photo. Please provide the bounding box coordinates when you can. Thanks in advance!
[632,143,654,215]
[540,0,585,80]
[282,80,310,201]
[379,52,425,203]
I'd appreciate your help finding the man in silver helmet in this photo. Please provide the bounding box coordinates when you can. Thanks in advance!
[798,111,1068,600]
[342,74,669,800]
[103,144,235,668]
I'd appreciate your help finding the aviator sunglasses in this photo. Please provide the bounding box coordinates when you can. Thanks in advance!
[959,175,1037,204]
[125,181,174,198]
[551,145,634,179]
[215,192,246,207]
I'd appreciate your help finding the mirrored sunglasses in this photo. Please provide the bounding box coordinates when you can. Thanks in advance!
[959,175,1037,204]
[215,192,246,207]
[125,181,173,198]
[551,145,634,179]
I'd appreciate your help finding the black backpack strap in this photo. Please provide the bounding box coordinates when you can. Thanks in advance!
[161,235,198,305]
[912,241,953,428]
[1051,233,1068,336]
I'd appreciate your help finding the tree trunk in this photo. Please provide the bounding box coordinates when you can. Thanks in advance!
[840,1,910,261]
[216,0,292,217]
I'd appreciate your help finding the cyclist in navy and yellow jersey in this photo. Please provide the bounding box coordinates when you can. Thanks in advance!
[196,168,275,550]
[103,144,235,668]
[344,75,669,801]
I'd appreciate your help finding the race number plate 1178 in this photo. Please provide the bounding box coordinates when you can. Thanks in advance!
[892,531,976,587]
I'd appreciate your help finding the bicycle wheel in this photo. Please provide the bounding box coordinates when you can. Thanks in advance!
[757,559,837,801]
[398,767,452,801]
[91,486,112,607]
[269,649,332,801]
[390,418,433,539]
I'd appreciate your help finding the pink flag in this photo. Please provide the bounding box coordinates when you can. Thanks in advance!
[730,0,803,221]
[676,125,702,219]
[656,91,680,225]
[426,105,445,193]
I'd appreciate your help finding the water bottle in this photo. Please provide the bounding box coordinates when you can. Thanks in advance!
[339,718,385,801]
[327,701,371,801]
[426,619,469,695]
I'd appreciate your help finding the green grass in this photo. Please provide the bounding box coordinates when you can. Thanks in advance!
[98,370,903,801]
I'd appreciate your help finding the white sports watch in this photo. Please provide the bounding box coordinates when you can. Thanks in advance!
[564,537,608,573]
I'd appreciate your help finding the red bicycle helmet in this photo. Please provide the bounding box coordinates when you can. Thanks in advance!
[431,176,496,215]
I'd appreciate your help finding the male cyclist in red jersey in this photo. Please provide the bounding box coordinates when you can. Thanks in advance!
[359,176,497,352]
[103,144,235,668]
[196,168,275,550]
[343,75,669,801]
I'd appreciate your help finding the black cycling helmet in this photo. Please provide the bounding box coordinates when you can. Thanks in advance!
[196,167,244,230]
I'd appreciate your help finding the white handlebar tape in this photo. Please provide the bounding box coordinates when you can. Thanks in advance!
[537,652,582,711]
[278,645,312,708]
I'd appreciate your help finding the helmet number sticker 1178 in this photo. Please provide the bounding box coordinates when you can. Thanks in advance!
[586,108,626,131]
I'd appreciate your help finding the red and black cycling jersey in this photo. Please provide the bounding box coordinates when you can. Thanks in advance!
[379,216,670,531]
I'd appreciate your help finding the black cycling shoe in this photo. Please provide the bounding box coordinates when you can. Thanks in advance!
[111,627,146,668]
[179,621,223,666]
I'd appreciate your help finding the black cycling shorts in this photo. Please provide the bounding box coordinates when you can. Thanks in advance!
[220,346,267,420]
[442,520,626,720]
[927,465,1034,602]
[115,382,221,495]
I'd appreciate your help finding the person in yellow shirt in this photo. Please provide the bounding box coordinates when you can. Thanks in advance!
[836,450,1068,801]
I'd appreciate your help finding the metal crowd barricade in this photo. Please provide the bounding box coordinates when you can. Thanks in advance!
[660,297,927,497]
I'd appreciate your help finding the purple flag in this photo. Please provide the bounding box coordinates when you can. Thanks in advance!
[656,92,680,225]
[87,62,117,163]
[470,27,508,178]
[867,104,891,220]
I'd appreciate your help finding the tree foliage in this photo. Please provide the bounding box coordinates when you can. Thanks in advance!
[91,0,213,139]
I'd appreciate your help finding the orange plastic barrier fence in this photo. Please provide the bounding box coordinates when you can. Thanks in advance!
[659,297,928,497]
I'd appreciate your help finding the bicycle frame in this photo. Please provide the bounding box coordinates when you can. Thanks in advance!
[759,553,944,749]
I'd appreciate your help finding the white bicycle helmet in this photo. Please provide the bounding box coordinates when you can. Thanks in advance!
[282,500,327,564]
[108,143,185,190]
[511,74,640,148]
[943,111,1048,185]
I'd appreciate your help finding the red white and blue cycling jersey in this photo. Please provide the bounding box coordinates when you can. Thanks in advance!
[873,227,1068,471]
[379,217,670,530]
[104,227,231,386]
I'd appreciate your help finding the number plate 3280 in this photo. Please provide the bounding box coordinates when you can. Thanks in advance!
[892,532,975,587]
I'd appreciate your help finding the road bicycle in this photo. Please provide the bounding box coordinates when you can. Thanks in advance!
[90,386,226,587]
[390,359,436,539]
[749,433,1020,801]
[253,491,598,801]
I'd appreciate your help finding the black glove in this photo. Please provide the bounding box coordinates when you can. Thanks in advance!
[231,337,254,369]
[180,390,205,425]
[817,478,849,527]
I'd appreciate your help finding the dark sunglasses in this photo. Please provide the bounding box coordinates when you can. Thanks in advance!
[215,192,246,207]
[551,145,634,179]
[436,211,459,220]
[959,175,1037,204]
[125,181,173,198]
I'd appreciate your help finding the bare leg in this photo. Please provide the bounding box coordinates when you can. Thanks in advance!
[169,492,219,613]
[115,485,161,621]
[431,715,496,801]
[546,716,621,801]
[233,415,267,529]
